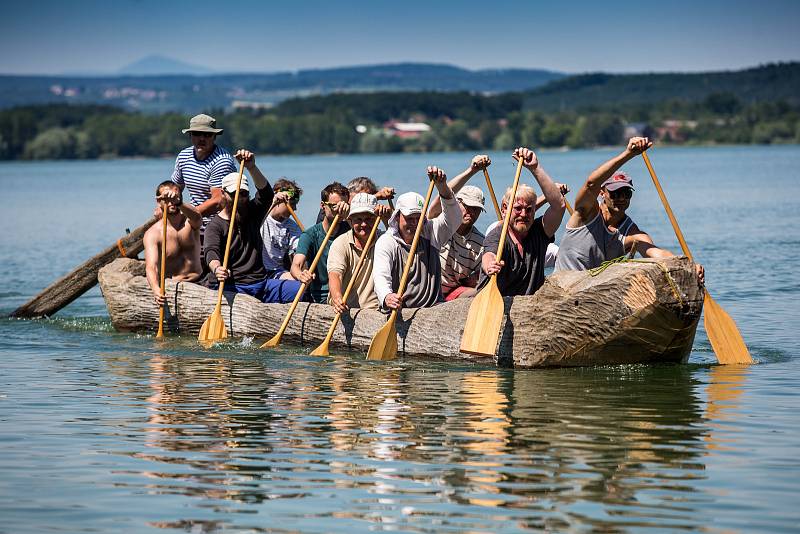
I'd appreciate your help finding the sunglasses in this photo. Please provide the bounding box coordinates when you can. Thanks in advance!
[511,204,535,214]
[609,188,633,200]
[190,131,214,138]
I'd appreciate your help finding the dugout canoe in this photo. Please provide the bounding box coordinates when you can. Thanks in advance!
[98,257,703,368]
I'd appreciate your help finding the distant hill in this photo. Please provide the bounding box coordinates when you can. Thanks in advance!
[117,55,215,76]
[523,62,800,112]
[0,63,564,113]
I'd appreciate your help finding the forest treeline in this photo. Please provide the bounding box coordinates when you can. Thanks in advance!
[1,89,798,160]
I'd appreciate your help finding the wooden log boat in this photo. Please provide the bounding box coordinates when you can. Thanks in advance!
[98,257,703,368]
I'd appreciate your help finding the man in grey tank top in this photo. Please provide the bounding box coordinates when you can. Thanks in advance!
[555,137,704,283]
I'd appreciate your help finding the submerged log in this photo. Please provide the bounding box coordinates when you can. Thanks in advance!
[98,256,703,368]
[11,218,156,318]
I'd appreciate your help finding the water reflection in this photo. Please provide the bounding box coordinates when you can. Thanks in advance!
[112,349,712,530]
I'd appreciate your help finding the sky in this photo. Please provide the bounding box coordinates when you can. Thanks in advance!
[1,0,798,75]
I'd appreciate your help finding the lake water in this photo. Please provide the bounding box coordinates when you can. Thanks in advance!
[1,145,799,532]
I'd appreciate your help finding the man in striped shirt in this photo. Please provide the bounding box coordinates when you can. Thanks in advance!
[170,114,237,236]
[427,155,491,300]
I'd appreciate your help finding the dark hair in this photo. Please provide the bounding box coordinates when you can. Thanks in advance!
[156,180,179,196]
[321,181,350,202]
[347,176,378,195]
[273,177,302,206]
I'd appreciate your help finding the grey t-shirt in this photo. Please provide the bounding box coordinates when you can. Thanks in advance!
[260,215,302,272]
[555,211,634,272]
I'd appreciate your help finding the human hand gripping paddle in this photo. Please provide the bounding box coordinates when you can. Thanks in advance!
[366,175,438,361]
[197,160,246,346]
[309,215,382,356]
[156,201,168,338]
[641,151,752,365]
[459,155,526,356]
[261,214,342,348]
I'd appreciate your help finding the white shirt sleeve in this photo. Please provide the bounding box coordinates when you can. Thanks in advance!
[545,243,559,268]
[427,196,462,248]
[372,233,396,307]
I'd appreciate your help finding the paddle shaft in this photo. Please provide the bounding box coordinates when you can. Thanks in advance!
[286,203,305,232]
[316,215,382,352]
[212,160,247,311]
[483,168,502,221]
[641,152,693,260]
[564,197,574,216]
[493,158,526,265]
[263,214,341,346]
[156,203,168,338]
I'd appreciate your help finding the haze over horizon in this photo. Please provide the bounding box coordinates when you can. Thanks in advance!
[1,0,798,76]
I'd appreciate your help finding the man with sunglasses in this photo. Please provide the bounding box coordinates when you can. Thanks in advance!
[170,114,236,237]
[290,182,351,303]
[555,137,704,282]
[203,150,305,303]
[479,147,566,296]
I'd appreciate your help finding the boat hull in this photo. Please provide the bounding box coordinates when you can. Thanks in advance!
[98,257,702,368]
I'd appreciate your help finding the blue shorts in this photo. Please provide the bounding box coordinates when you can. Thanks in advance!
[222,278,308,304]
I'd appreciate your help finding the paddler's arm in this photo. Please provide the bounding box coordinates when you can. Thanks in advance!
[427,155,490,219]
[514,147,565,237]
[143,226,165,306]
[372,234,397,310]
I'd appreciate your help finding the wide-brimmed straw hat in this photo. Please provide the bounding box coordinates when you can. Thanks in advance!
[182,114,224,135]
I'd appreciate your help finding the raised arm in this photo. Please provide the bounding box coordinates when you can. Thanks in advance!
[235,149,268,190]
[143,227,164,306]
[427,155,490,219]
[513,147,565,237]
[572,137,652,225]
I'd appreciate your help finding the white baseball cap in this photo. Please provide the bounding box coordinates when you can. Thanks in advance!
[221,172,249,193]
[456,185,486,211]
[348,193,378,217]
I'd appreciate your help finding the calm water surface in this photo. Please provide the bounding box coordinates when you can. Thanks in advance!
[1,146,799,532]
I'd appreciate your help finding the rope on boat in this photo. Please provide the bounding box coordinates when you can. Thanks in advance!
[116,239,127,257]
[588,255,684,306]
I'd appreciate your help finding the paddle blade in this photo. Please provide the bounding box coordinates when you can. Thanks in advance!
[198,309,227,345]
[366,317,398,361]
[260,332,282,349]
[703,293,753,364]
[308,340,330,357]
[460,278,505,357]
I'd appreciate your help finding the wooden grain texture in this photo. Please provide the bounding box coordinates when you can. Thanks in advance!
[11,218,157,318]
[99,256,704,368]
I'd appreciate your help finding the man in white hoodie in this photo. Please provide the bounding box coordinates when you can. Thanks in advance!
[372,166,462,311]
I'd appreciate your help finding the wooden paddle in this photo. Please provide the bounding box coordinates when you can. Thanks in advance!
[641,151,752,365]
[261,214,342,348]
[483,168,502,221]
[286,203,305,231]
[460,157,525,356]
[156,202,168,338]
[564,197,574,216]
[309,215,382,356]
[366,179,437,361]
[197,160,246,345]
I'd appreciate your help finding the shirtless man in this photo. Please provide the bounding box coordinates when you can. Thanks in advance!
[144,181,204,306]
